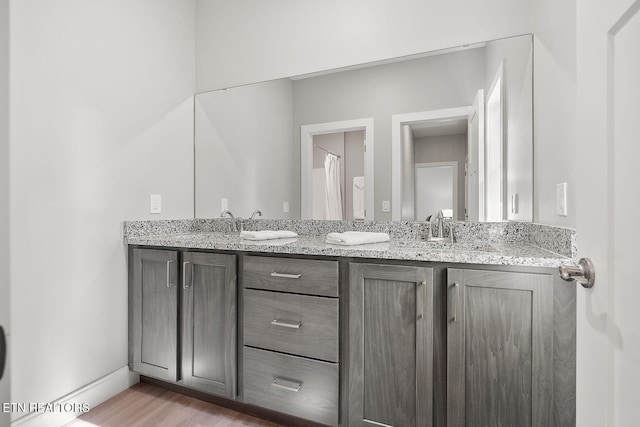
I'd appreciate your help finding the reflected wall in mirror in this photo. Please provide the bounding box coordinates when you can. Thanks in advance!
[195,79,297,219]
[392,35,532,222]
[194,34,532,222]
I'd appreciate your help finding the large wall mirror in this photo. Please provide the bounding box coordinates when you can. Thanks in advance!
[195,34,532,222]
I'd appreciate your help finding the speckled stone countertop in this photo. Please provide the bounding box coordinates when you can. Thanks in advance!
[124,219,576,268]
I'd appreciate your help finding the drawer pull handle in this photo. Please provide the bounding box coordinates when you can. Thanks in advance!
[271,378,302,392]
[270,319,302,329]
[270,272,302,279]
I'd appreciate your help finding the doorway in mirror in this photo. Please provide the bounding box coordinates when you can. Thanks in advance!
[311,131,366,220]
[301,118,374,220]
[392,105,477,222]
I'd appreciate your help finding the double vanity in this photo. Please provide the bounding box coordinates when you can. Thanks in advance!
[125,219,576,427]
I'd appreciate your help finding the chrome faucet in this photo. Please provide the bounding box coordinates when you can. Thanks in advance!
[426,210,454,242]
[220,210,238,232]
[237,210,263,232]
[435,210,444,238]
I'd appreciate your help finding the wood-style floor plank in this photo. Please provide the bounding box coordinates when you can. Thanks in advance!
[64,382,284,427]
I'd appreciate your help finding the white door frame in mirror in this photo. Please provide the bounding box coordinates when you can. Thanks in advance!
[467,90,485,221]
[485,62,505,222]
[392,107,471,221]
[301,118,374,220]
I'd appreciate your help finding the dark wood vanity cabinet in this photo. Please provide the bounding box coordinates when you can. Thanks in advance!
[446,268,574,427]
[180,251,236,398]
[348,263,435,427]
[242,255,340,427]
[347,263,574,427]
[129,248,237,399]
[128,248,575,427]
[129,248,179,382]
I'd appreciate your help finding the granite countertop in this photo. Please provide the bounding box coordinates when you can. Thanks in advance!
[125,231,571,268]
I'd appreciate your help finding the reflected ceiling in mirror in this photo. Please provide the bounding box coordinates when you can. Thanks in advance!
[194,34,532,222]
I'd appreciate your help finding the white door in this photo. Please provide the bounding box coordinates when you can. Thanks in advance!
[0,0,9,423]
[467,90,484,222]
[576,0,640,425]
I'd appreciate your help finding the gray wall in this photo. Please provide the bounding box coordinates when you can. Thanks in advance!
[414,134,467,220]
[293,48,487,219]
[195,0,533,92]
[533,0,577,227]
[195,78,295,219]
[10,0,195,418]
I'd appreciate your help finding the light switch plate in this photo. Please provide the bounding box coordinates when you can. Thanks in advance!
[382,200,390,212]
[557,183,567,216]
[150,194,161,214]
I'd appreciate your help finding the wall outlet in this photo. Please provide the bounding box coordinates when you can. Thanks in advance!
[283,202,290,213]
[556,183,568,217]
[221,198,228,212]
[382,200,390,212]
[511,193,518,214]
[150,194,162,214]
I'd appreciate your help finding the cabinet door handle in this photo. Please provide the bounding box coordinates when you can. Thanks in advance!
[451,283,460,322]
[166,260,174,288]
[183,261,190,289]
[270,319,302,329]
[271,378,302,392]
[417,281,426,320]
[270,272,302,279]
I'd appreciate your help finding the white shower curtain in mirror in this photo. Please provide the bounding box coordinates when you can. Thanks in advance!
[324,154,343,220]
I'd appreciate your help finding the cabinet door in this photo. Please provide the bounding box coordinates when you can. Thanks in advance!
[349,263,434,427]
[129,248,178,382]
[447,268,553,427]
[181,252,237,398]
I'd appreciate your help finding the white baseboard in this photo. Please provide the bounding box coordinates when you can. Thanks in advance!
[11,366,139,427]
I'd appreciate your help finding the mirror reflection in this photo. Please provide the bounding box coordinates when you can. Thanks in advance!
[194,34,532,222]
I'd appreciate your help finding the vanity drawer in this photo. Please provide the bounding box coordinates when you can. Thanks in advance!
[244,289,338,362]
[243,347,339,427]
[243,255,338,297]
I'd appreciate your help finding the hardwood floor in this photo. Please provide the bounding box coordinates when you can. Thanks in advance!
[64,382,284,427]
